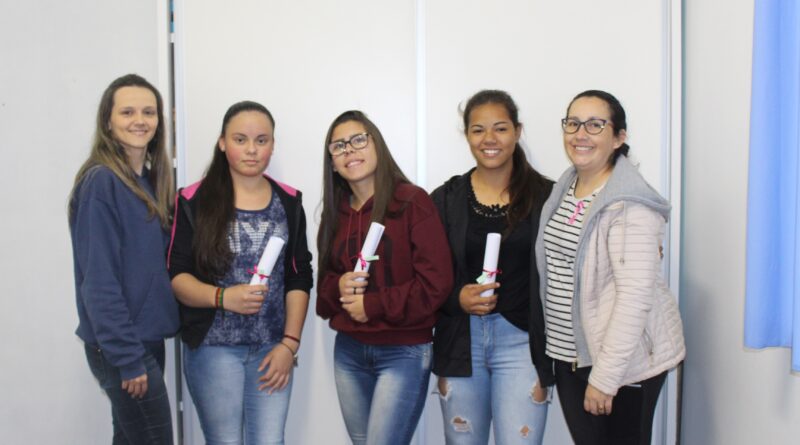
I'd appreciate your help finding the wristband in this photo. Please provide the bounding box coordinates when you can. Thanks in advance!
[283,334,301,344]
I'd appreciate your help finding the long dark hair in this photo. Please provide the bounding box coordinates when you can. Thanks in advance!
[316,110,409,283]
[69,74,173,228]
[567,89,630,164]
[463,90,550,234]
[193,101,275,280]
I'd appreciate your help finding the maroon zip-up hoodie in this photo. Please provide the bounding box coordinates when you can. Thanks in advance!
[317,183,454,345]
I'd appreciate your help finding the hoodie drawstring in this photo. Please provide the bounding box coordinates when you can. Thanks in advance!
[345,206,365,265]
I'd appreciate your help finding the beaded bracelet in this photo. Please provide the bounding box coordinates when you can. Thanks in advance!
[218,288,225,310]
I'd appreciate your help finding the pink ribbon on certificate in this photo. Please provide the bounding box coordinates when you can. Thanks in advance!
[357,253,380,270]
[476,268,502,284]
[248,265,269,281]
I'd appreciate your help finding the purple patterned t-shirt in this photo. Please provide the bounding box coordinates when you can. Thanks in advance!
[203,190,288,345]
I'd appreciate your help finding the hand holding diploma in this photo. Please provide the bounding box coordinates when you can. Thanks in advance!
[339,273,369,323]
[458,282,499,315]
[216,236,284,316]
[476,233,501,296]
[459,233,501,315]
[339,222,384,322]
[353,222,384,278]
[223,284,267,315]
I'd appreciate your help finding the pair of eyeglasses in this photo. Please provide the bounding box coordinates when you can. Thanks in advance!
[561,118,611,135]
[328,133,370,157]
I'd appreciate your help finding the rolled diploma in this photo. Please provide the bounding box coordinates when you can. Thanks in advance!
[249,236,287,285]
[353,222,385,282]
[479,233,502,297]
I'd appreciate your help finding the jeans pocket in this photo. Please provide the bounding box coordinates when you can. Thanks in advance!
[84,344,107,385]
[401,343,432,360]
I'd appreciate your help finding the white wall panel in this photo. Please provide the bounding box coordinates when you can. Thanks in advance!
[0,1,170,443]
[0,0,686,443]
[175,1,417,443]
[177,0,417,187]
[175,1,676,444]
[682,1,800,444]
[425,0,665,193]
[422,2,669,443]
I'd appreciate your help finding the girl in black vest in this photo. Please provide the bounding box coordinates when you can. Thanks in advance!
[168,101,312,444]
[431,90,553,445]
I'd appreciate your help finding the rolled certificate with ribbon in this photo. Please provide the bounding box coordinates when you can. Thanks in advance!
[353,222,385,282]
[476,232,501,297]
[249,236,286,285]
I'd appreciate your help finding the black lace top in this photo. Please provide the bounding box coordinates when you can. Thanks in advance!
[468,184,508,218]
[464,181,532,330]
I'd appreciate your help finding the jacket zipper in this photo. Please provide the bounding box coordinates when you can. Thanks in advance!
[291,194,301,274]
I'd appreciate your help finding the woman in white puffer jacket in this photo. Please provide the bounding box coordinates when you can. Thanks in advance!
[535,90,685,445]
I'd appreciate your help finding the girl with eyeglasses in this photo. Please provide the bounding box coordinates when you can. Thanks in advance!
[431,90,553,444]
[538,90,685,444]
[316,110,453,445]
[168,101,313,444]
[69,74,179,444]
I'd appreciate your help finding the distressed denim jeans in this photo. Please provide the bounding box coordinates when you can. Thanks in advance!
[437,314,548,444]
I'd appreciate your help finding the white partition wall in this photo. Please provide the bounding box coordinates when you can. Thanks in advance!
[424,1,667,188]
[0,1,176,443]
[420,2,679,443]
[173,0,417,443]
[174,0,418,185]
[173,1,681,444]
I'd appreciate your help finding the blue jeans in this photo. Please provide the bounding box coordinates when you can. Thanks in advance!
[183,343,292,445]
[437,314,548,445]
[333,333,432,445]
[84,341,173,445]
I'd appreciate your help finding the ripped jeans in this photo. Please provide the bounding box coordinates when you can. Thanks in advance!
[437,314,548,445]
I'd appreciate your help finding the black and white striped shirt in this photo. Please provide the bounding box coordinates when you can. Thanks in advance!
[543,181,597,362]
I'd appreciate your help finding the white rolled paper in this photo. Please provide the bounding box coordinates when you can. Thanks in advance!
[353,222,385,282]
[479,232,502,297]
[249,236,287,285]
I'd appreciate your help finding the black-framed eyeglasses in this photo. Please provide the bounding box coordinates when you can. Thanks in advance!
[328,133,370,157]
[561,118,611,135]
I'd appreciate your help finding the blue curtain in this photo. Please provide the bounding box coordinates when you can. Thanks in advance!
[745,0,800,371]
